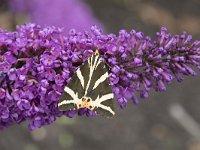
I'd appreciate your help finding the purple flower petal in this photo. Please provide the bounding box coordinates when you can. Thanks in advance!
[41,54,56,66]
[0,88,6,99]
[0,61,11,73]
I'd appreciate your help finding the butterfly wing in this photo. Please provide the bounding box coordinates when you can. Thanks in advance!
[58,61,89,111]
[92,81,115,117]
[87,57,115,117]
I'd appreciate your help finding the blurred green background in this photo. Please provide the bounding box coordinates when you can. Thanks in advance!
[0,0,200,150]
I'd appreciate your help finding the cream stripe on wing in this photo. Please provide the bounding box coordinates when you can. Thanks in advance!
[95,58,101,69]
[88,56,91,66]
[97,93,114,103]
[84,55,100,95]
[92,72,109,90]
[64,86,79,100]
[98,104,115,115]
[77,68,84,88]
[91,93,114,107]
[58,99,76,107]
[58,87,79,107]
[91,93,115,115]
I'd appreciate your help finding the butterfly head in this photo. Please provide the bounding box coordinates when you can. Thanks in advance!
[77,96,94,110]
[94,50,99,56]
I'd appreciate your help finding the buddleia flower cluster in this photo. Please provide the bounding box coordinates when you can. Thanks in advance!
[0,23,199,130]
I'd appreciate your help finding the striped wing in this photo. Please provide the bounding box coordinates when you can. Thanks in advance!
[58,54,115,117]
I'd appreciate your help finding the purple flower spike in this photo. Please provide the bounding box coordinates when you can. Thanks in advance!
[0,23,199,130]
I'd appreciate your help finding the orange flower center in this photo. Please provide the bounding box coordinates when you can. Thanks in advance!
[47,58,51,62]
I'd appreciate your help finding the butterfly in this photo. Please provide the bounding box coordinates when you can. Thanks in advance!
[58,50,115,117]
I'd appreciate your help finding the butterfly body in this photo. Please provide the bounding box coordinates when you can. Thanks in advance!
[58,52,115,117]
